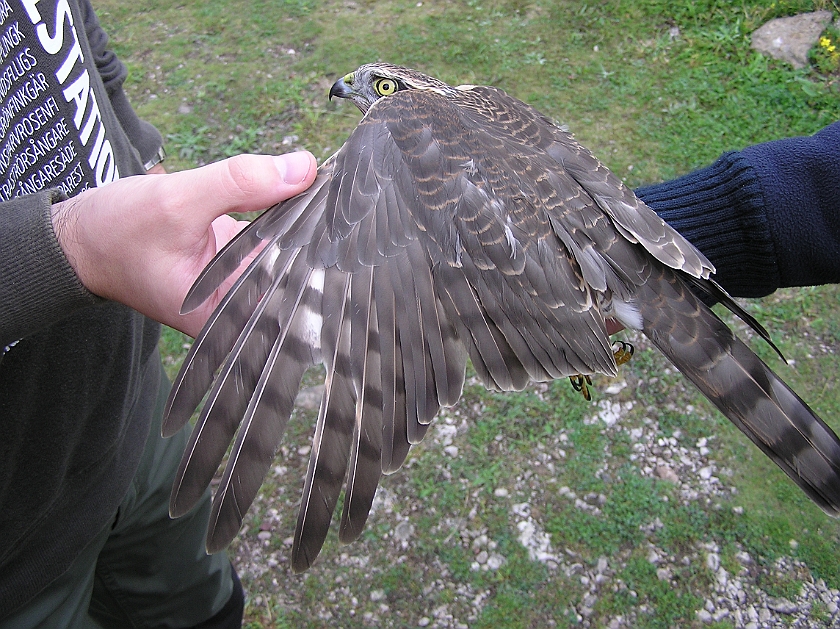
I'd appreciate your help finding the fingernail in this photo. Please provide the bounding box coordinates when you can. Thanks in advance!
[274,152,312,184]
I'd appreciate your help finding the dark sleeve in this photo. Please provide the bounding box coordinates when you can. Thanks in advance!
[0,192,101,348]
[635,121,840,297]
[78,0,163,167]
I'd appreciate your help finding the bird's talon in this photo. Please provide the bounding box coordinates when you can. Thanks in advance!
[569,374,593,401]
[612,341,634,366]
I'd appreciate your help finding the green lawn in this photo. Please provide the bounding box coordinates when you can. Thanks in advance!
[97,0,840,626]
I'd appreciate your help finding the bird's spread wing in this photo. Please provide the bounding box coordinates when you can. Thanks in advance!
[165,77,840,572]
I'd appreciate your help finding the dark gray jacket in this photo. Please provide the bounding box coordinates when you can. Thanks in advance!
[0,0,164,616]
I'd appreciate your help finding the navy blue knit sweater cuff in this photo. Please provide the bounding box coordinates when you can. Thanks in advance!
[635,152,780,298]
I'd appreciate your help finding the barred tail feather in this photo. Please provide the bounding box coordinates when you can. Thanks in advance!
[640,268,840,514]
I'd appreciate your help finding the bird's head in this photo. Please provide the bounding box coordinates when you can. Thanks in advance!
[329,63,451,114]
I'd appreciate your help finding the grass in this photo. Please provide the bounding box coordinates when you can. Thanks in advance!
[96,0,840,626]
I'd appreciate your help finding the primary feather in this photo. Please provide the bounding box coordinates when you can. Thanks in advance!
[164,63,840,572]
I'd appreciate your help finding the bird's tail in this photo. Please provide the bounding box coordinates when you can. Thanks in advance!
[637,265,840,515]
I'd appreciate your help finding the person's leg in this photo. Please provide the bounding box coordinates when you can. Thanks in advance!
[89,366,243,629]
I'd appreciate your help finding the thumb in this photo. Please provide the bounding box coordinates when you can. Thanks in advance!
[173,151,318,226]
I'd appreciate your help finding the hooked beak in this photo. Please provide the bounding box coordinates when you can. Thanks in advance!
[329,77,352,101]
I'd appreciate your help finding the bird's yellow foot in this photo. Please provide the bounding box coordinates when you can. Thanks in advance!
[612,341,634,366]
[569,374,593,401]
[569,342,635,400]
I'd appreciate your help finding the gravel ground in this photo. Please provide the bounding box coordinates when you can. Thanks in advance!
[230,334,840,628]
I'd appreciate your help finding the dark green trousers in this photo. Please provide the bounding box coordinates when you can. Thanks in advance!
[1,366,235,629]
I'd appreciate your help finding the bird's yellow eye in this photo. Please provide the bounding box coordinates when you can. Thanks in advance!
[343,72,354,85]
[374,77,399,96]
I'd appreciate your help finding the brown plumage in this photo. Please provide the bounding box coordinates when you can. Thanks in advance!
[162,63,840,572]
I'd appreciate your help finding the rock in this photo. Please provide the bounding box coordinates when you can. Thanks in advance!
[751,11,834,69]
[705,552,720,572]
[736,551,753,566]
[596,556,608,574]
[370,589,386,602]
[393,520,415,543]
[295,384,324,409]
[654,465,680,483]
[604,380,627,394]
[712,608,729,621]
[766,597,799,614]
[696,609,713,623]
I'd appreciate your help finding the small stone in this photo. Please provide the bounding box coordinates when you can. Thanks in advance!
[418,618,430,627]
[257,531,271,541]
[736,551,752,565]
[705,552,720,572]
[295,385,324,409]
[476,550,489,564]
[696,609,713,623]
[604,380,626,394]
[444,445,459,457]
[487,554,505,570]
[494,487,509,498]
[393,520,415,543]
[712,609,730,622]
[656,567,671,581]
[370,589,386,602]
[767,597,799,614]
[596,556,608,574]
[654,465,680,483]
[699,466,713,480]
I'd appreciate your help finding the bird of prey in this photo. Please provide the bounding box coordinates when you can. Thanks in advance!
[162,63,840,573]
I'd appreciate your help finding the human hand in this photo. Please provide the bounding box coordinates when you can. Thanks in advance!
[51,152,317,338]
